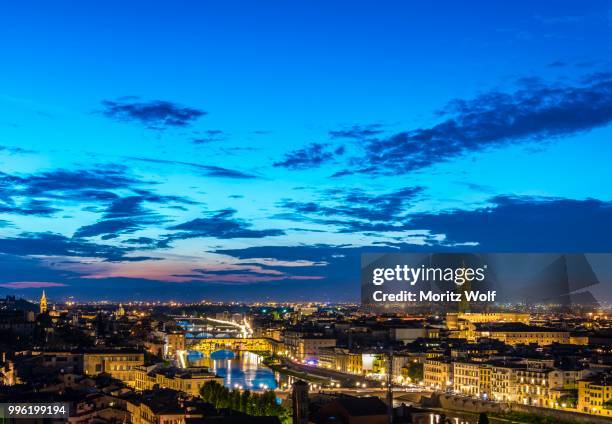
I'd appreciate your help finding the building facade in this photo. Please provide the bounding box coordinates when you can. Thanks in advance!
[424,359,452,390]
[83,351,145,384]
[132,365,222,397]
[577,373,612,417]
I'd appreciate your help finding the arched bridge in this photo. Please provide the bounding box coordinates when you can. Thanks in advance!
[189,337,271,356]
[174,316,253,338]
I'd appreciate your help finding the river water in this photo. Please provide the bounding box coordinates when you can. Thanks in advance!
[187,350,280,391]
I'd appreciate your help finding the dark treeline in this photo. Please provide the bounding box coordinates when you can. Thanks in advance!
[200,380,290,423]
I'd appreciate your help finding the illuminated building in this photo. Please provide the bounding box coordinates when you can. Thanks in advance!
[131,365,222,397]
[83,350,145,384]
[282,330,336,361]
[453,362,482,397]
[516,366,553,407]
[475,323,572,346]
[446,312,530,330]
[577,372,612,416]
[317,347,383,376]
[125,389,211,424]
[490,364,521,402]
[423,359,452,390]
[164,331,186,358]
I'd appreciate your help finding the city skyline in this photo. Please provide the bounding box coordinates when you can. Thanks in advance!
[1,0,612,301]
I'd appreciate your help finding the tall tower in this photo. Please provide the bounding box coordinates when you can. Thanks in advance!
[40,290,48,314]
[292,380,309,424]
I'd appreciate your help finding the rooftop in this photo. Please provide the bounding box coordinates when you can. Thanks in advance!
[476,323,568,333]
[334,395,388,416]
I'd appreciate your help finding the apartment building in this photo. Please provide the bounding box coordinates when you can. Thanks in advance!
[516,367,551,407]
[423,359,452,390]
[83,350,145,384]
[490,363,522,403]
[318,347,380,376]
[40,349,144,384]
[132,365,222,397]
[282,329,336,361]
[164,331,186,358]
[453,362,482,397]
[125,389,212,424]
[577,372,612,417]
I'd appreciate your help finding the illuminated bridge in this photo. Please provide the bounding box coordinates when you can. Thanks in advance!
[188,337,271,356]
[174,316,253,339]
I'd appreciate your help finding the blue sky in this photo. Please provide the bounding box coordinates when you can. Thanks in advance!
[0,0,611,301]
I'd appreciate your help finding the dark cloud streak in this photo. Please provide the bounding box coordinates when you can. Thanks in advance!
[274,143,345,170]
[167,208,284,240]
[127,156,259,179]
[336,74,612,175]
[279,186,423,233]
[0,232,156,262]
[101,98,206,129]
[408,195,612,251]
[329,124,384,139]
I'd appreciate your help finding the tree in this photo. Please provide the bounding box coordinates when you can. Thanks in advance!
[241,389,251,413]
[478,412,489,424]
[200,381,290,423]
[406,362,424,382]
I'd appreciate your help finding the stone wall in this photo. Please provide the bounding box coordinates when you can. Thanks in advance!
[435,394,506,414]
[509,403,612,424]
[424,393,611,424]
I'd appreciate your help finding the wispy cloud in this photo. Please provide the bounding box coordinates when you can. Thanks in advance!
[279,186,423,233]
[274,143,345,170]
[0,281,67,289]
[74,194,193,239]
[0,168,140,217]
[335,73,612,175]
[0,145,32,154]
[167,208,284,240]
[127,156,259,179]
[192,130,227,144]
[101,97,206,129]
[329,124,384,139]
[408,195,612,251]
[0,232,157,262]
[170,263,323,284]
[0,199,60,216]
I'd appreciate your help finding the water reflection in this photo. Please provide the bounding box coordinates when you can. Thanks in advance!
[187,350,278,391]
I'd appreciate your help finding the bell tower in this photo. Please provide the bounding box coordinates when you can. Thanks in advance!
[40,290,48,314]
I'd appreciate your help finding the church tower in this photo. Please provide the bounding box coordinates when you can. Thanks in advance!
[40,290,48,314]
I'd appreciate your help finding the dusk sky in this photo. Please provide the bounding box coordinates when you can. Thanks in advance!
[1,1,611,301]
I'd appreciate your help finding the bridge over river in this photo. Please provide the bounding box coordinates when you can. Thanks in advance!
[187,337,272,356]
[174,316,254,339]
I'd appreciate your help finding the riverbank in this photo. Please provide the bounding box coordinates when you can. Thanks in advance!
[261,355,329,385]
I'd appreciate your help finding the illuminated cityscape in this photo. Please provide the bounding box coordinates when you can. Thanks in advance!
[0,293,610,423]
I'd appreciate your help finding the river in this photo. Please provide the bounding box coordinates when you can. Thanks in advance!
[187,350,281,391]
